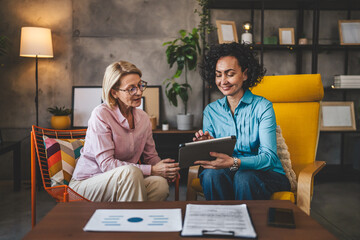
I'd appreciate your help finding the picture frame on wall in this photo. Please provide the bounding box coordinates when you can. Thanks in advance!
[320,101,357,131]
[338,20,360,45]
[72,87,158,128]
[279,28,295,45]
[216,20,239,44]
[72,86,102,128]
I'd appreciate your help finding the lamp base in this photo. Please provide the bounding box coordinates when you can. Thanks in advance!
[241,33,253,44]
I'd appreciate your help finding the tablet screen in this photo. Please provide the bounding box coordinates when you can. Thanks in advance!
[178,136,236,168]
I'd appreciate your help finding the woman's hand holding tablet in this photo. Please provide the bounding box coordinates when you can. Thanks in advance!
[178,136,236,169]
[193,130,214,142]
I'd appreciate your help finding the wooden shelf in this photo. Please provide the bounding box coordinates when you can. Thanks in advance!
[252,44,311,51]
[318,45,360,51]
[208,0,360,75]
[324,87,360,90]
[320,130,360,133]
[209,0,360,10]
[251,44,360,51]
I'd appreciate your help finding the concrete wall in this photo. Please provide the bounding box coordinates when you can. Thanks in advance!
[0,0,202,180]
[0,0,359,180]
[0,0,74,180]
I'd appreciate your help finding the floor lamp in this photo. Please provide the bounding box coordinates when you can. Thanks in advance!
[20,27,53,126]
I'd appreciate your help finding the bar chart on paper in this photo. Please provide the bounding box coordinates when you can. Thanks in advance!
[83,209,182,232]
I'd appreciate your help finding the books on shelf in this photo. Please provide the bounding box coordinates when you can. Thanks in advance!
[333,75,360,89]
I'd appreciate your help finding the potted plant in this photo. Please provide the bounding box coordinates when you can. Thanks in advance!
[163,28,201,130]
[195,0,217,109]
[47,106,72,130]
[162,120,169,131]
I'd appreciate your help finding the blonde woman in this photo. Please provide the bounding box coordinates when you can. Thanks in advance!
[70,61,179,202]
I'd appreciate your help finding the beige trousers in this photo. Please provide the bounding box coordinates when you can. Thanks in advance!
[69,165,169,202]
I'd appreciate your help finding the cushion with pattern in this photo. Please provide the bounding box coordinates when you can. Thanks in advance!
[43,136,84,186]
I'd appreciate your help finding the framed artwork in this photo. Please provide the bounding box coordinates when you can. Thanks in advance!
[72,86,161,128]
[279,28,295,45]
[142,86,162,126]
[72,86,102,128]
[320,101,356,131]
[338,20,360,45]
[216,20,238,43]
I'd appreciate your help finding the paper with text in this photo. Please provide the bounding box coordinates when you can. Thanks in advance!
[181,204,257,238]
[83,209,182,232]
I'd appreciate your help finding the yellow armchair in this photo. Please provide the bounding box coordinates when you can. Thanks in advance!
[186,74,326,215]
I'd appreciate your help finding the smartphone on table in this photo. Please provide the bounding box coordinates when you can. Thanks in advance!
[268,207,296,229]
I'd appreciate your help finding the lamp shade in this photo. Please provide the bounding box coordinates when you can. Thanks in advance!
[20,27,53,58]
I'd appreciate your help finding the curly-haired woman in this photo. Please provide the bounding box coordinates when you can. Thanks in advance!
[193,43,290,200]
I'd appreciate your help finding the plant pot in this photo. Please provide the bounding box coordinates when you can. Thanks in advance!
[51,115,71,130]
[162,123,169,131]
[177,114,193,130]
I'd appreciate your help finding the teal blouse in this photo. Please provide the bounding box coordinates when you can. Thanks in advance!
[203,90,285,175]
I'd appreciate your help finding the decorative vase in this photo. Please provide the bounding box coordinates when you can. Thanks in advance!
[298,38,308,45]
[241,32,253,44]
[51,115,71,130]
[162,123,169,131]
[177,114,193,130]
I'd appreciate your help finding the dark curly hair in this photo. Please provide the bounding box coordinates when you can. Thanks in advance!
[200,42,266,90]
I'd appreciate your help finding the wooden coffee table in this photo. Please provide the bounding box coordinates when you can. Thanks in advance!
[24,200,336,240]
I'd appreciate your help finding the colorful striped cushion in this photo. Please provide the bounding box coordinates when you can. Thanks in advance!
[43,136,85,186]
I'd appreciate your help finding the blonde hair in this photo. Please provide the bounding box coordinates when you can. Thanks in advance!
[102,61,142,108]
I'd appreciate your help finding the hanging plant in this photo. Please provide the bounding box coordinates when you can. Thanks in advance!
[194,0,217,52]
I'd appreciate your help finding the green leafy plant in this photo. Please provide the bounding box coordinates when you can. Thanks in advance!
[163,28,201,114]
[47,106,72,116]
[194,0,217,52]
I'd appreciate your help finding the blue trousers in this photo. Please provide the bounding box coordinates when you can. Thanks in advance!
[199,168,291,200]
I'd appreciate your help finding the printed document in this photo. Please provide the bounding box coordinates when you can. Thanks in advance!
[83,209,182,232]
[181,204,257,238]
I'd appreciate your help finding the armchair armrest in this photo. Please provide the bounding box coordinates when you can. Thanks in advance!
[186,165,200,201]
[297,160,326,215]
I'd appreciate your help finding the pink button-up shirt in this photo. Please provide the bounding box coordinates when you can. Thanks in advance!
[72,103,160,181]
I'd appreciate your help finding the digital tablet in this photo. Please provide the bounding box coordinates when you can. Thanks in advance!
[178,136,236,169]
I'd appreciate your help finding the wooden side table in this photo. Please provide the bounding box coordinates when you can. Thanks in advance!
[0,141,21,191]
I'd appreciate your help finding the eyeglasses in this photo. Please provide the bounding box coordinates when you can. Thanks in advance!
[117,80,147,96]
